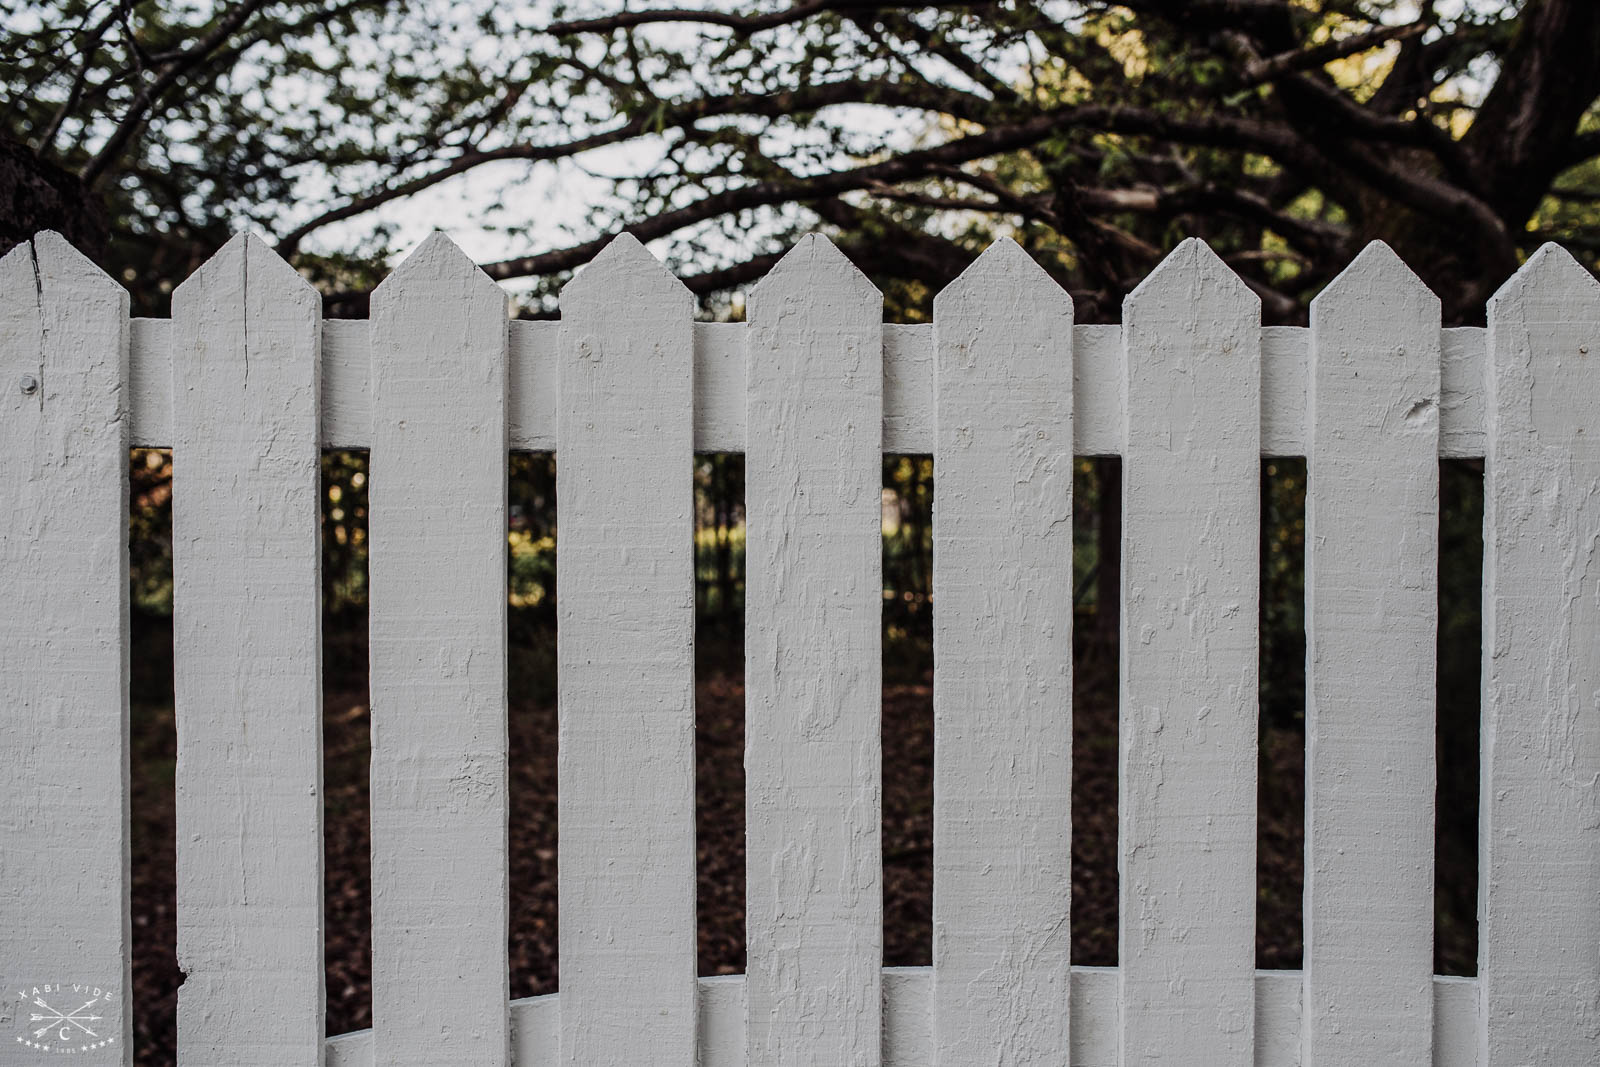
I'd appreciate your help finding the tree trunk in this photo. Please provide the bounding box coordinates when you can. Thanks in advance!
[0,135,107,261]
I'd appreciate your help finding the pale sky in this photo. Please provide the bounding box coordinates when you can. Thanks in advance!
[274,0,1509,290]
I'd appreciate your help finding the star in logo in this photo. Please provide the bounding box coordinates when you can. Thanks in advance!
[26,995,103,1046]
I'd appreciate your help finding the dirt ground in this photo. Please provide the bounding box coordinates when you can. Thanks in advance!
[125,626,1445,1064]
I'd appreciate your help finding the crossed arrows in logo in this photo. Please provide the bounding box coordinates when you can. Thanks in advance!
[28,996,101,1042]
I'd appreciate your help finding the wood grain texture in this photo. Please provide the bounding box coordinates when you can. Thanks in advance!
[930,238,1073,1064]
[368,233,509,1067]
[1304,242,1439,1066]
[1481,244,1600,1065]
[744,234,884,1066]
[0,233,130,1063]
[556,235,697,1065]
[170,234,324,1065]
[124,319,1494,458]
[324,970,1487,1066]
[24,231,1600,1064]
[1118,239,1260,1067]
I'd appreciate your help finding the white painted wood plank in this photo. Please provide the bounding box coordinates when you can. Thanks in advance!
[323,1031,373,1067]
[325,970,1485,1066]
[1071,968,1120,1067]
[744,234,883,1066]
[1440,328,1485,460]
[0,233,131,1063]
[508,321,557,452]
[368,233,509,1067]
[1072,324,1121,457]
[556,234,698,1065]
[1119,239,1260,1066]
[126,318,1494,457]
[690,321,929,453]
[1255,972,1304,1067]
[1481,244,1600,1065]
[696,321,746,453]
[129,316,171,447]
[698,976,746,1067]
[1434,977,1481,1067]
[1304,242,1439,1065]
[882,968,933,1067]
[931,238,1073,1063]
[1261,326,1309,457]
[321,319,370,450]
[511,995,559,1067]
[169,234,324,1065]
[882,323,933,453]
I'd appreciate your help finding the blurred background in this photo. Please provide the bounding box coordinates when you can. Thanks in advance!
[9,0,1594,1060]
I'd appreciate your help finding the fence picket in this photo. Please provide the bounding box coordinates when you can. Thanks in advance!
[745,234,884,1066]
[0,233,130,1063]
[1303,242,1439,1065]
[170,234,325,1064]
[368,233,509,1066]
[930,238,1074,1063]
[26,226,1600,1064]
[1481,244,1600,1064]
[1119,239,1260,1066]
[556,235,697,1065]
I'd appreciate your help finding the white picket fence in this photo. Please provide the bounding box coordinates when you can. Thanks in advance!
[2,229,1597,1067]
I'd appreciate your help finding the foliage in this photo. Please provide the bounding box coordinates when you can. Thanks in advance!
[6,1,1600,324]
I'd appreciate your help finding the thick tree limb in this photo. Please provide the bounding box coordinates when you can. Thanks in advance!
[1464,0,1600,221]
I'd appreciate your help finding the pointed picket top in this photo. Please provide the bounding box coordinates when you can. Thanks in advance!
[173,231,316,317]
[1480,241,1600,1064]
[1486,242,1600,447]
[374,229,502,304]
[1,231,125,322]
[1,232,127,401]
[561,231,689,313]
[1486,243,1600,393]
[366,230,507,1067]
[934,236,1071,316]
[750,232,879,310]
[1124,237,1257,322]
[1312,240,1438,322]
[0,227,132,1061]
[33,230,124,294]
[1489,241,1600,318]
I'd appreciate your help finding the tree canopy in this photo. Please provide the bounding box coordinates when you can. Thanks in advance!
[5,0,1600,323]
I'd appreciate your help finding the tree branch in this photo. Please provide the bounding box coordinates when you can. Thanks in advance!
[275,77,1009,254]
[544,0,933,38]
[1239,21,1427,87]
[81,0,271,185]
[472,101,1320,282]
